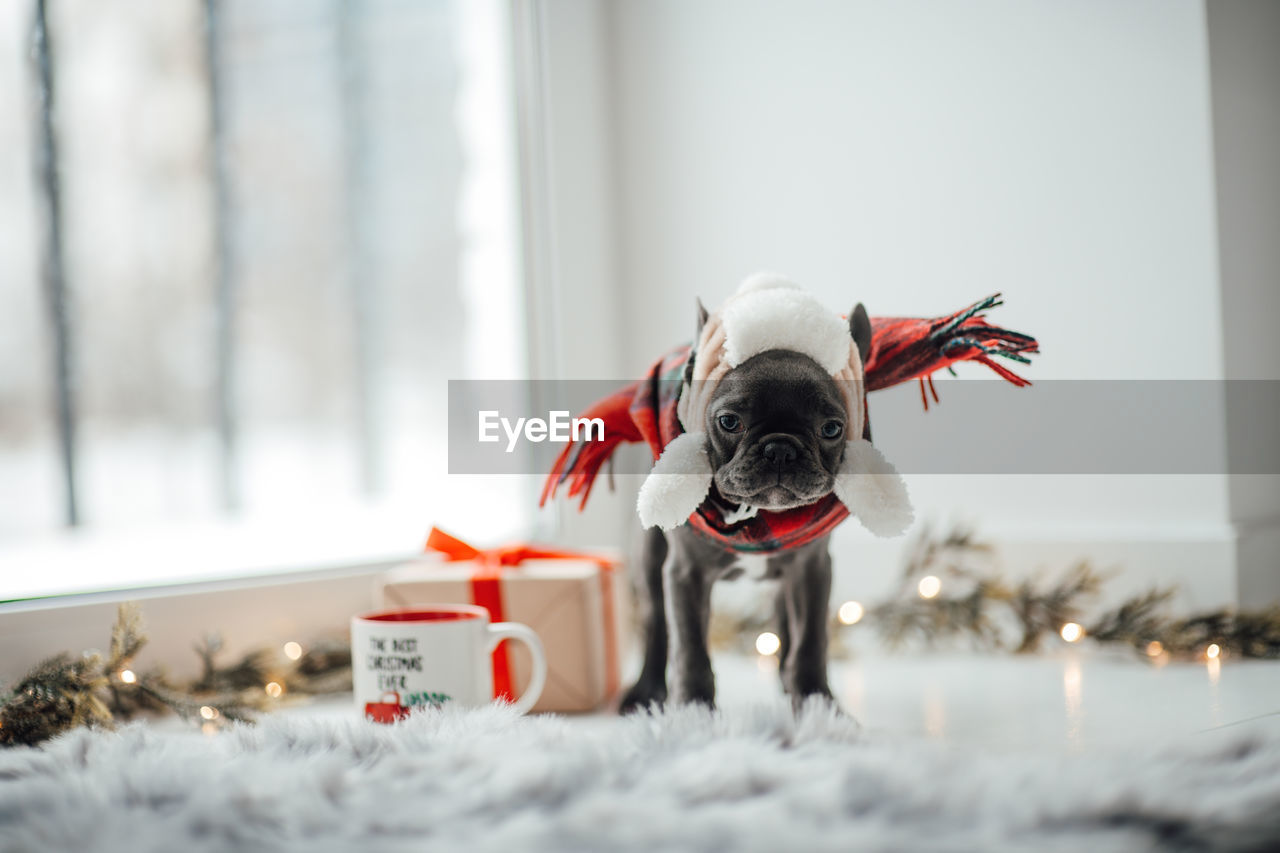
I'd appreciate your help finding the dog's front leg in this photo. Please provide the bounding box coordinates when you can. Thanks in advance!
[775,537,836,708]
[662,539,718,707]
[619,526,669,714]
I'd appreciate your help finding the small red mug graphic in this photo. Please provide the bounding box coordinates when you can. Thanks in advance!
[364,690,411,724]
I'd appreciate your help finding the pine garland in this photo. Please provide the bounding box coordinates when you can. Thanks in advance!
[712,523,1280,663]
[0,604,351,748]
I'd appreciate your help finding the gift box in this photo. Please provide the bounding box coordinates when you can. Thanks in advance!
[375,528,628,713]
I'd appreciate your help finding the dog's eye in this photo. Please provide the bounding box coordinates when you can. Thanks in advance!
[820,420,843,439]
[717,413,743,433]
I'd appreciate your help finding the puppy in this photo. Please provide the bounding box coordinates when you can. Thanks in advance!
[542,276,1035,711]
[619,304,874,711]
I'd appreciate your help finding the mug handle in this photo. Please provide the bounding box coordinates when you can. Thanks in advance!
[486,622,547,714]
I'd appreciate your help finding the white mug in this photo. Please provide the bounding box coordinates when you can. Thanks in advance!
[350,604,547,719]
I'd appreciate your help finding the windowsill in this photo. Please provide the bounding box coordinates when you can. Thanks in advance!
[0,494,538,684]
[0,501,466,605]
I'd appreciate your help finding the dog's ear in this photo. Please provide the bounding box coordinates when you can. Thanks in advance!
[849,302,872,364]
[683,298,710,386]
[683,298,710,385]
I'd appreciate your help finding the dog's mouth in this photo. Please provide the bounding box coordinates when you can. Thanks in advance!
[713,474,832,512]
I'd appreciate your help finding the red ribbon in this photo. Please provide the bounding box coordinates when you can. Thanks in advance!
[424,527,620,704]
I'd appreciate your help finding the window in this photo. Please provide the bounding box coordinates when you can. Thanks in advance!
[0,0,531,600]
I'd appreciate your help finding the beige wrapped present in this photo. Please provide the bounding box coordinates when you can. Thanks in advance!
[375,529,628,713]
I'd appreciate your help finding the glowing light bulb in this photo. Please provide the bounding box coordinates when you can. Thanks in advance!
[1206,643,1221,660]
[837,600,865,625]
[118,669,137,684]
[1060,622,1084,643]
[283,642,303,661]
[265,681,283,698]
[199,705,219,721]
[755,632,781,656]
[917,576,941,599]
[1145,641,1163,657]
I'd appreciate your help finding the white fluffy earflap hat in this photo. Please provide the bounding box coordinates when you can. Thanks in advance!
[636,273,913,537]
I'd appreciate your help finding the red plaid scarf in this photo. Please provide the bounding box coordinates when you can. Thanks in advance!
[541,295,1037,553]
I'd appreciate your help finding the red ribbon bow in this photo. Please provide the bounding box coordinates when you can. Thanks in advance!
[424,527,619,704]
[426,526,617,570]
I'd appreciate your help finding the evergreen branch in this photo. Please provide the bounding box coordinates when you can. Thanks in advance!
[2,607,355,748]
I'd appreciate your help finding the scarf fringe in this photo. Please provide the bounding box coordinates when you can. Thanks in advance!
[541,383,642,509]
[865,293,1039,392]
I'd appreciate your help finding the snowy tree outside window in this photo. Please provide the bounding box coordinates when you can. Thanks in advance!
[0,0,529,598]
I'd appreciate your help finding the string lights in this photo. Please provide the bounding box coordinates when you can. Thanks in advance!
[714,526,1280,667]
[1,605,354,747]
[837,601,865,625]
[755,632,781,656]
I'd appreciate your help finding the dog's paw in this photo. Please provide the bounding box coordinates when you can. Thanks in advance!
[618,679,668,715]
[790,688,841,716]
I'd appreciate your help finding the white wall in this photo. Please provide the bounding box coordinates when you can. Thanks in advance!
[608,0,1223,382]
[534,0,1275,608]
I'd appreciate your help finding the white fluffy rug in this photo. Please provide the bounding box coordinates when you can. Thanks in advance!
[2,702,1279,853]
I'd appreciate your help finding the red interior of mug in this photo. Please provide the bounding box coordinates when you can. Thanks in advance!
[358,606,485,623]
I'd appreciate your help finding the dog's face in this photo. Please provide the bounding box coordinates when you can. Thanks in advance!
[698,300,872,512]
[703,351,847,511]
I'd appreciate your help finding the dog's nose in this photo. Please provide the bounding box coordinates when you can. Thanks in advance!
[761,440,798,468]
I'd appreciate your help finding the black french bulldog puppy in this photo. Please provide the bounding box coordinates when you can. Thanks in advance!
[620,304,873,712]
